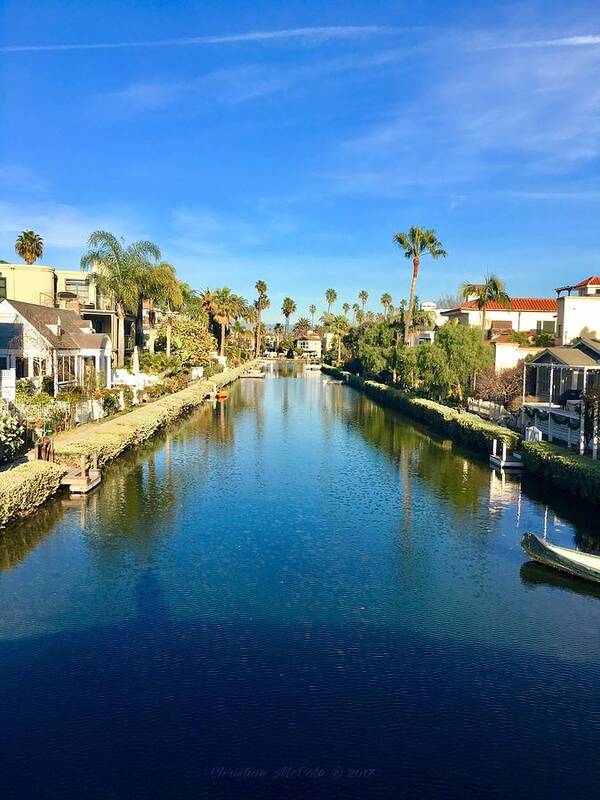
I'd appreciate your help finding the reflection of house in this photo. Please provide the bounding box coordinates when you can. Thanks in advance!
[294,331,322,358]
[555,276,600,344]
[0,299,112,393]
[521,337,600,455]
[442,297,557,335]
[0,261,135,362]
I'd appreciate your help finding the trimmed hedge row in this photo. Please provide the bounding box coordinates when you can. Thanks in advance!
[521,441,600,504]
[0,461,67,529]
[53,361,256,467]
[323,366,520,455]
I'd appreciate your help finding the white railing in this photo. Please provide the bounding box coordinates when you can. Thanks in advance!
[467,398,508,423]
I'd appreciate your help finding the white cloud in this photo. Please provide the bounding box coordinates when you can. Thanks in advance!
[0,26,395,54]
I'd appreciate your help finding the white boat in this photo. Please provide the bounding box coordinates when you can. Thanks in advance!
[521,533,600,584]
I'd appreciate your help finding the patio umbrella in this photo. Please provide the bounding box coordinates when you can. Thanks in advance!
[132,345,140,375]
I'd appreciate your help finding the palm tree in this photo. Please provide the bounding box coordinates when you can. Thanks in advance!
[342,302,350,318]
[460,273,511,337]
[325,288,337,314]
[309,304,317,326]
[358,290,368,311]
[292,317,311,339]
[281,297,296,335]
[81,231,161,366]
[148,263,183,357]
[254,279,270,358]
[324,314,349,363]
[201,287,245,356]
[352,303,360,324]
[380,292,392,318]
[393,226,446,344]
[15,230,44,265]
[273,322,284,349]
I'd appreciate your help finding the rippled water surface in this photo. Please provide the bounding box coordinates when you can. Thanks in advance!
[1,364,599,799]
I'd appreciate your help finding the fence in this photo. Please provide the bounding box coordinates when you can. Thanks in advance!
[467,398,509,423]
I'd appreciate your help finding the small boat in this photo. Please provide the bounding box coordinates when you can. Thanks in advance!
[241,370,265,379]
[215,389,229,400]
[521,532,600,584]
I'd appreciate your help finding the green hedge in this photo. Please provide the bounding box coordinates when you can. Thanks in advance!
[53,361,256,467]
[323,366,520,455]
[0,462,67,529]
[522,441,600,504]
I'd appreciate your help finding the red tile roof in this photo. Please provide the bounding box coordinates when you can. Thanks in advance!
[574,275,600,288]
[448,298,557,312]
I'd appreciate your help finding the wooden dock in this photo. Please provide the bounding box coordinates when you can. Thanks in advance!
[60,455,102,494]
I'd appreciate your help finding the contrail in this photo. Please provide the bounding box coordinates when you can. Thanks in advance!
[493,34,600,49]
[0,26,394,54]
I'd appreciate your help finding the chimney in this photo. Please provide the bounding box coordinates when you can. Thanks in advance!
[65,298,81,315]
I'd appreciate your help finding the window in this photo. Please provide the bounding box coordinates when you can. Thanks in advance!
[32,357,47,377]
[65,278,90,302]
[0,357,7,371]
[57,355,76,384]
[0,276,6,301]
[536,320,556,334]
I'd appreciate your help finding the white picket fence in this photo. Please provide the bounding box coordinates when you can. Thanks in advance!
[467,398,508,423]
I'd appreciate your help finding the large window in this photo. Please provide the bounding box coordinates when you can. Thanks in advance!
[0,276,6,301]
[65,278,90,302]
[57,355,76,384]
[536,320,556,334]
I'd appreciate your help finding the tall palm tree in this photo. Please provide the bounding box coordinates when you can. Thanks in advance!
[325,288,337,314]
[393,226,447,344]
[358,290,368,311]
[380,292,392,318]
[15,230,44,265]
[254,279,270,358]
[352,303,360,324]
[292,317,311,339]
[81,231,161,366]
[342,302,350,319]
[324,314,349,363]
[309,304,317,326]
[281,297,296,335]
[460,273,511,337]
[201,287,245,356]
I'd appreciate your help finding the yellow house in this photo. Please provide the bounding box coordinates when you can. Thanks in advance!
[0,262,56,306]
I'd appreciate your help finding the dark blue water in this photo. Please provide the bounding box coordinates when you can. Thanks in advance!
[1,364,599,799]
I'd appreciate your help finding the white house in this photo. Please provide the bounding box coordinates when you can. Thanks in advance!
[294,331,322,358]
[0,299,113,393]
[441,297,558,335]
[556,276,600,344]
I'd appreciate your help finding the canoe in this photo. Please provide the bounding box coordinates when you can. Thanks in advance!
[215,390,229,400]
[521,532,600,584]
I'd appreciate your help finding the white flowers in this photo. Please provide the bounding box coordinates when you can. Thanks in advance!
[0,414,25,463]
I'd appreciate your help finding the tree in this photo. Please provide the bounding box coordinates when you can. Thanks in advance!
[323,314,349,363]
[292,317,311,339]
[352,303,360,324]
[380,293,392,318]
[281,297,296,334]
[15,230,44,265]
[325,288,337,314]
[81,231,161,366]
[309,304,317,326]
[273,322,284,348]
[148,263,183,357]
[342,302,350,319]
[200,287,245,356]
[393,226,447,344]
[460,273,511,337]
[435,321,492,400]
[254,279,270,357]
[156,316,217,367]
[358,290,368,311]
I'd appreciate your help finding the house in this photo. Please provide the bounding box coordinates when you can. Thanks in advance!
[294,331,322,358]
[0,299,112,393]
[441,297,558,336]
[0,261,136,362]
[521,337,600,454]
[555,276,600,344]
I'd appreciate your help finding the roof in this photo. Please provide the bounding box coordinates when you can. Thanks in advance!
[443,298,557,313]
[295,332,321,341]
[1,299,110,351]
[556,276,600,292]
[530,343,600,367]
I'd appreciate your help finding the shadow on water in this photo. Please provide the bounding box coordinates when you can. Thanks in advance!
[520,560,600,600]
[0,564,599,800]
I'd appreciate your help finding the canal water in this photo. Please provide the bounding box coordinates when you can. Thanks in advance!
[0,364,599,799]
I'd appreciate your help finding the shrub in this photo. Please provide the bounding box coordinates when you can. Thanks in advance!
[521,441,600,504]
[0,462,67,528]
[41,375,55,396]
[0,413,25,463]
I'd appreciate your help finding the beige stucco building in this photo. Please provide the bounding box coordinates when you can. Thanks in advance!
[556,276,600,345]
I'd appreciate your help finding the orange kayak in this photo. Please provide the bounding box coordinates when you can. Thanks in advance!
[215,390,229,400]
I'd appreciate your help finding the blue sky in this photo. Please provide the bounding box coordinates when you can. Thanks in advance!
[1,0,600,321]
